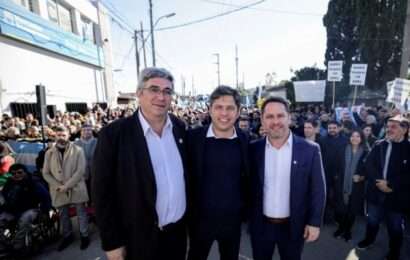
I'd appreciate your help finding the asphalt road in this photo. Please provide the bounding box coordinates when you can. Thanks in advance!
[32,217,410,260]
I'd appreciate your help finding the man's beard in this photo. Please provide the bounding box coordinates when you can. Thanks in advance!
[56,140,68,148]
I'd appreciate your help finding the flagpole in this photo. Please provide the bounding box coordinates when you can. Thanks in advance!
[352,85,358,106]
[332,81,336,109]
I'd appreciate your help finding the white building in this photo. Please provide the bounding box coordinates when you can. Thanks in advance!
[0,0,115,115]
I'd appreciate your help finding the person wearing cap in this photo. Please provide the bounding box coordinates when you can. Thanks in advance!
[92,67,188,260]
[357,115,410,260]
[42,126,90,251]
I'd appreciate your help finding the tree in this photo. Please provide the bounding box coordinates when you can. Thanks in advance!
[323,0,407,96]
[290,67,326,81]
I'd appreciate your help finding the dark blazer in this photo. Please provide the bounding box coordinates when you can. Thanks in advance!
[92,111,188,260]
[186,126,250,222]
[364,139,410,214]
[249,135,326,241]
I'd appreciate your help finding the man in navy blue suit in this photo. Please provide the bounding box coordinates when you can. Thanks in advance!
[249,96,326,260]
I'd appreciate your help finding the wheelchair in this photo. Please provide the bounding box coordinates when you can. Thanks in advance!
[0,208,60,259]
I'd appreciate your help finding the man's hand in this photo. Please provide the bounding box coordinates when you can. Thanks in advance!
[56,185,67,193]
[352,175,361,182]
[304,225,320,242]
[106,247,126,260]
[375,179,393,193]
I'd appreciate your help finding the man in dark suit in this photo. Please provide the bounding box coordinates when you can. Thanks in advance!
[187,86,250,260]
[92,67,188,260]
[249,96,326,260]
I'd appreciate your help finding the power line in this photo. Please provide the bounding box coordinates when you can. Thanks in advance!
[99,0,134,34]
[155,0,266,31]
[201,0,324,17]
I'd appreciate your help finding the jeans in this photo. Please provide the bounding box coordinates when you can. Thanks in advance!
[58,203,89,238]
[364,203,404,259]
[0,209,39,249]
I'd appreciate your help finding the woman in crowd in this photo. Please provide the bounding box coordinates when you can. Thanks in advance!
[362,124,378,151]
[333,129,368,241]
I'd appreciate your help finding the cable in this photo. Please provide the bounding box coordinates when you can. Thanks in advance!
[155,0,267,31]
[201,0,324,17]
[115,44,135,72]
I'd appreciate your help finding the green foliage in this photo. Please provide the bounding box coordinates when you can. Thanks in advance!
[323,0,407,94]
[290,67,326,81]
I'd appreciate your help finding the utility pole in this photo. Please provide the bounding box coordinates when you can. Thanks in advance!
[192,75,195,97]
[214,53,220,86]
[149,0,156,66]
[134,30,140,77]
[181,75,186,96]
[235,45,239,89]
[140,22,147,68]
[400,0,410,78]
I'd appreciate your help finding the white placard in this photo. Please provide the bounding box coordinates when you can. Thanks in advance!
[349,64,368,86]
[386,78,410,106]
[327,60,343,82]
[293,80,326,102]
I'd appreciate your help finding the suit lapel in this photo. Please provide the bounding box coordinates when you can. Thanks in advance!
[130,112,157,211]
[290,135,302,206]
[196,126,208,180]
[257,139,266,187]
[170,116,188,180]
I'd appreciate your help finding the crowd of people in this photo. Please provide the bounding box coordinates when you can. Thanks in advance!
[0,67,409,260]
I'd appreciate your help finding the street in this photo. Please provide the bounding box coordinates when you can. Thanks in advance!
[33,217,410,260]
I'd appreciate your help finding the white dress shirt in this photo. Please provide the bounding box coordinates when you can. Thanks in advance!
[138,110,186,227]
[263,134,293,218]
[206,123,238,139]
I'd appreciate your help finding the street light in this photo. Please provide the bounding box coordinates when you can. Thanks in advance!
[154,12,176,27]
[149,0,175,66]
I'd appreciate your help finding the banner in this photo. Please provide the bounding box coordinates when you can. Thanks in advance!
[386,78,410,106]
[0,1,104,67]
[349,64,368,86]
[293,80,326,102]
[327,60,343,82]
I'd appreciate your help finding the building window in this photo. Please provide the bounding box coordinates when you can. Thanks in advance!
[13,0,37,13]
[47,0,58,24]
[47,0,73,33]
[80,16,95,43]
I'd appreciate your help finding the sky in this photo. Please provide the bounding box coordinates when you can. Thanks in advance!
[105,0,330,95]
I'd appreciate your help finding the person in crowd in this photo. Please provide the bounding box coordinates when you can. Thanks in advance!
[357,115,410,260]
[0,142,15,175]
[238,116,258,141]
[333,130,368,241]
[0,163,51,251]
[42,126,90,251]
[362,124,378,151]
[319,120,348,224]
[249,97,326,260]
[303,119,321,143]
[92,67,188,260]
[74,124,97,202]
[187,86,250,260]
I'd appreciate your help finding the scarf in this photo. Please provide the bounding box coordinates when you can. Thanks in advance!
[343,144,364,201]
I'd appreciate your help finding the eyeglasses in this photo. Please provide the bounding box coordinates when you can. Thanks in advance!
[142,85,174,97]
[10,170,25,176]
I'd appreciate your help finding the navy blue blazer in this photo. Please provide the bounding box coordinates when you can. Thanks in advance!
[249,135,326,241]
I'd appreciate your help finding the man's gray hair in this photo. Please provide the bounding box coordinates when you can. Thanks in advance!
[137,67,174,90]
